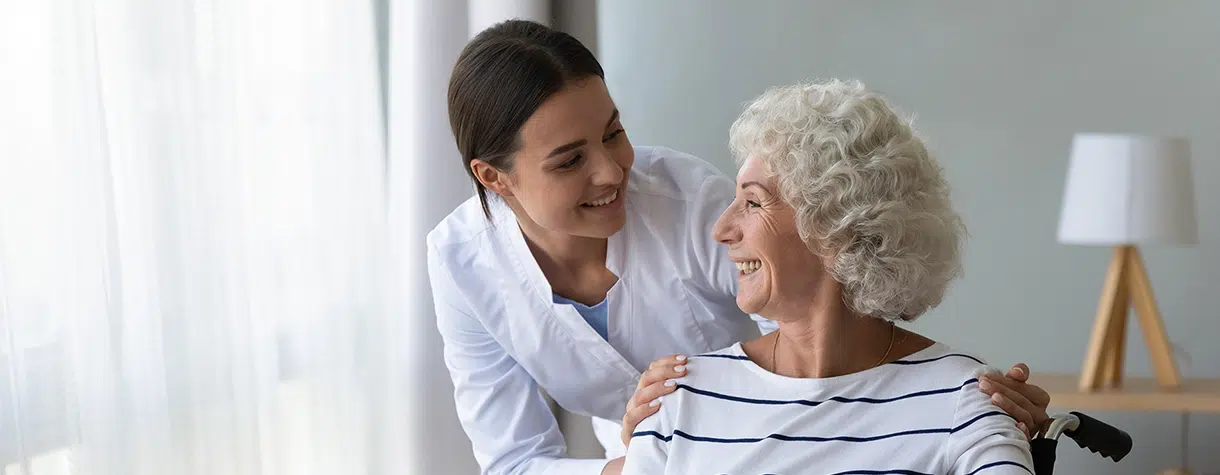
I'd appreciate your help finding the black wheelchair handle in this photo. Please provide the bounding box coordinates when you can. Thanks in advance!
[1064,411,1133,462]
[1030,439,1058,475]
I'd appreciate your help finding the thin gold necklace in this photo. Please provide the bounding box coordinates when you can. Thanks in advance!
[769,322,897,374]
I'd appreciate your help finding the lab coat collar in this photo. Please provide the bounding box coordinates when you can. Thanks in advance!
[488,195,640,379]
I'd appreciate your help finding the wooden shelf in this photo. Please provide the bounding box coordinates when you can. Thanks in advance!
[1031,373,1220,413]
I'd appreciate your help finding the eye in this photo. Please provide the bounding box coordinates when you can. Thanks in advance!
[746,200,762,209]
[602,129,625,142]
[558,153,583,169]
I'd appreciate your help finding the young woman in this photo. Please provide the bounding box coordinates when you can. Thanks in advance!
[426,19,1050,475]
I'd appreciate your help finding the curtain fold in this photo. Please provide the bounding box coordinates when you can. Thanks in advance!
[0,0,406,473]
[0,0,576,472]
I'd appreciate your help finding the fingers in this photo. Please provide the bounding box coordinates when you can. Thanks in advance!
[1024,382,1052,409]
[637,355,687,391]
[983,369,1051,408]
[627,385,667,421]
[980,376,1036,415]
[634,379,681,410]
[621,399,663,446]
[635,355,690,405]
[980,378,1036,438]
[1007,363,1030,382]
[982,367,1057,437]
[648,354,686,370]
[987,392,1035,439]
[621,381,680,446]
[631,364,686,404]
[622,356,690,446]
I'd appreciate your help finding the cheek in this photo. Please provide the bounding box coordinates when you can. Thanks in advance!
[757,220,817,278]
[508,170,561,213]
[527,174,587,213]
[752,217,789,259]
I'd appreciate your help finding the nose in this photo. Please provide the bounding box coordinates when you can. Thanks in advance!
[712,205,740,245]
[590,148,624,186]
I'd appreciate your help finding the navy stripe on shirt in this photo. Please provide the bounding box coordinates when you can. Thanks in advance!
[889,353,986,366]
[690,353,751,361]
[631,411,1011,445]
[707,461,1029,471]
[827,464,1031,475]
[692,351,984,365]
[966,460,1033,475]
[673,378,979,407]
[720,470,940,475]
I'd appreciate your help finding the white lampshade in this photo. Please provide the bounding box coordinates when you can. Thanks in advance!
[1057,134,1198,246]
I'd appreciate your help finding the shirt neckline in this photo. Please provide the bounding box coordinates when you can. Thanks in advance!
[723,339,949,389]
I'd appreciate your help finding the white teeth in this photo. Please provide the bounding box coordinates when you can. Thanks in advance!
[735,260,762,274]
[582,190,618,207]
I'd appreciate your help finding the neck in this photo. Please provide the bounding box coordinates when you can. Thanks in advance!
[509,198,607,277]
[770,296,896,379]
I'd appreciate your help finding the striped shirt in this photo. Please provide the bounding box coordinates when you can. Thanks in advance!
[623,341,1033,475]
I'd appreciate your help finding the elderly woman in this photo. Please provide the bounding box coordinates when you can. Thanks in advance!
[622,80,1033,475]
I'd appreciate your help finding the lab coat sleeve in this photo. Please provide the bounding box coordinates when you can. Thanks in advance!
[428,247,610,475]
[691,173,778,335]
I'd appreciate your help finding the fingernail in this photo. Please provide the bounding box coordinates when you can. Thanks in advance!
[675,365,686,373]
[991,393,1004,403]
[664,380,676,387]
[649,399,660,407]
[676,355,687,361]
[979,379,991,390]
[1012,366,1026,377]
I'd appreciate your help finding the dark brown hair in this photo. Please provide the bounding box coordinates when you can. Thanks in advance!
[447,19,605,219]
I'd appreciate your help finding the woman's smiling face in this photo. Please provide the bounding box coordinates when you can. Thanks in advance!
[472,77,634,238]
[711,156,832,320]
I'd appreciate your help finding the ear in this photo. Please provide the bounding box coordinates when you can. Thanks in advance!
[471,159,514,198]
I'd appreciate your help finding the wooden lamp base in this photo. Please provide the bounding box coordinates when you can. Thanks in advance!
[1079,245,1182,391]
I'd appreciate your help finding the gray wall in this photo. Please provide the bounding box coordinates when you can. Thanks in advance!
[599,1,1220,474]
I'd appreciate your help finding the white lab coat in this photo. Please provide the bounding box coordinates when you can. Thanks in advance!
[426,146,774,475]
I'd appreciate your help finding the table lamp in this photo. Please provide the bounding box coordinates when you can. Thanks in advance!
[1057,133,1197,391]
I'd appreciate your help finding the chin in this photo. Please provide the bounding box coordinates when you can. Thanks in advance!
[736,296,763,315]
[595,221,626,238]
[605,210,627,231]
[586,211,627,237]
[572,217,625,239]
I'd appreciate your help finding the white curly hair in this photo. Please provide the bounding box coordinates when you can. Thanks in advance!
[727,79,965,321]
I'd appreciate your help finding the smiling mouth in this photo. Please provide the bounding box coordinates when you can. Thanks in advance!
[581,190,618,208]
[735,260,762,275]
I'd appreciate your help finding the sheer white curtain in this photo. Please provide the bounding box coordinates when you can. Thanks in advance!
[0,0,411,473]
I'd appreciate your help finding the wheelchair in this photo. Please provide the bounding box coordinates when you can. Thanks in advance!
[1032,411,1132,475]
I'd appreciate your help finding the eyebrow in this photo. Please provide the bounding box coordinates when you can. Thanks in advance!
[547,139,587,158]
[545,109,621,158]
[740,181,770,193]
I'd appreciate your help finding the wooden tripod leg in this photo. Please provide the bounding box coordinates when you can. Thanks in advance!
[1080,246,1130,391]
[1127,247,1182,389]
[1100,248,1130,387]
